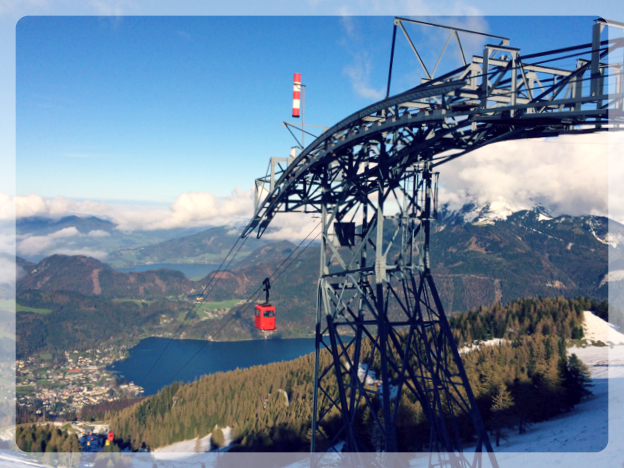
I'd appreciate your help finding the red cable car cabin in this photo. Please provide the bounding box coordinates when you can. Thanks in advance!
[254,304,276,330]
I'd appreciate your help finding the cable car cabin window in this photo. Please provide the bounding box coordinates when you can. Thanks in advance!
[263,309,275,317]
[255,308,261,317]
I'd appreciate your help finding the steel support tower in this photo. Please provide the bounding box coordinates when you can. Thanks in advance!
[243,17,624,466]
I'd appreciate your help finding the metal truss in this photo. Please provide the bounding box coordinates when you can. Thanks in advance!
[242,17,624,466]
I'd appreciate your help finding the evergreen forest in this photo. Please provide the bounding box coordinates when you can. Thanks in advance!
[108,296,596,452]
[15,424,82,453]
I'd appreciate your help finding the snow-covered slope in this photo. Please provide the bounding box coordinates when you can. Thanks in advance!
[577,310,624,345]
[438,199,551,226]
[152,426,233,460]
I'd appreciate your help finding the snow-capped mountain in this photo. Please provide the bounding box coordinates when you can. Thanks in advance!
[437,199,553,227]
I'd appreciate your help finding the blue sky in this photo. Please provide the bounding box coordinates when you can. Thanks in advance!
[16,16,597,205]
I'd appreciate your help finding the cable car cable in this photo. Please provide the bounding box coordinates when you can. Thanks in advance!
[139,234,250,382]
[168,222,322,382]
[209,220,321,340]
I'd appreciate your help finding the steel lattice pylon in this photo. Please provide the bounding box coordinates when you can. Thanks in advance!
[309,160,495,466]
[242,17,624,467]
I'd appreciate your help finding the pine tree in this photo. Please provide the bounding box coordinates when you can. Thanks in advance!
[561,353,593,409]
[489,384,514,446]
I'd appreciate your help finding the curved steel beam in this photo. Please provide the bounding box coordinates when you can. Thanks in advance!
[244,35,624,239]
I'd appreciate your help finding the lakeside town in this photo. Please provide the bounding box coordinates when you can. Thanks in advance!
[16,346,143,418]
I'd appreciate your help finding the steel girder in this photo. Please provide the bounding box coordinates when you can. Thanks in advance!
[244,26,623,239]
[241,18,624,465]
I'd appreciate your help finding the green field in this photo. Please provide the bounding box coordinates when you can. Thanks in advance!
[16,386,35,396]
[198,299,241,311]
[39,353,52,360]
[16,304,52,314]
[196,309,211,318]
[112,298,152,305]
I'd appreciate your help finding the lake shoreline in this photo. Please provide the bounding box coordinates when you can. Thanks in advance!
[106,336,317,396]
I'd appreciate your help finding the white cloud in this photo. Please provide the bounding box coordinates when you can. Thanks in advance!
[16,227,107,259]
[343,52,385,101]
[50,227,79,238]
[88,229,110,237]
[2,130,617,244]
[6,194,110,219]
[1,188,254,232]
[52,248,108,260]
[338,16,385,101]
[264,212,322,242]
[438,133,611,219]
[339,13,356,40]
[0,257,15,286]
[109,188,254,231]
[609,132,624,223]
[0,232,14,258]
[17,235,54,256]
[17,226,80,256]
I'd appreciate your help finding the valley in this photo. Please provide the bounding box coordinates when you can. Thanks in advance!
[15,208,618,357]
[9,207,624,458]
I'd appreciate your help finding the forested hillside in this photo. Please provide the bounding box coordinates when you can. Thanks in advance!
[17,255,193,298]
[15,290,189,359]
[108,296,596,452]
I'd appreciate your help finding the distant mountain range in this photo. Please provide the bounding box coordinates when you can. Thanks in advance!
[13,203,623,359]
[16,206,622,343]
[17,215,117,236]
[106,226,272,268]
[15,215,210,263]
[17,255,192,298]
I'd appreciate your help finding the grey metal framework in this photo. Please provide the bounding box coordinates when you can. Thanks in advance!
[242,17,624,466]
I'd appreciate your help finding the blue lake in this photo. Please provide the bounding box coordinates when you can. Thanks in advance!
[107,337,316,396]
[117,263,220,278]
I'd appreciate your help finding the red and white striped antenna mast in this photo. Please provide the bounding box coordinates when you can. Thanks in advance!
[282,73,327,157]
[292,72,305,147]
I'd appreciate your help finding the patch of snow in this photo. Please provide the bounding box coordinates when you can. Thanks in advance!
[472,219,496,226]
[588,225,621,248]
[566,242,573,250]
[581,310,624,345]
[152,426,232,460]
[537,213,552,221]
[459,338,509,355]
[469,199,519,225]
[330,440,346,453]
[377,382,399,403]
[357,363,379,386]
[545,280,565,289]
[0,450,48,468]
[521,224,561,241]
[567,345,624,379]
[278,388,290,406]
